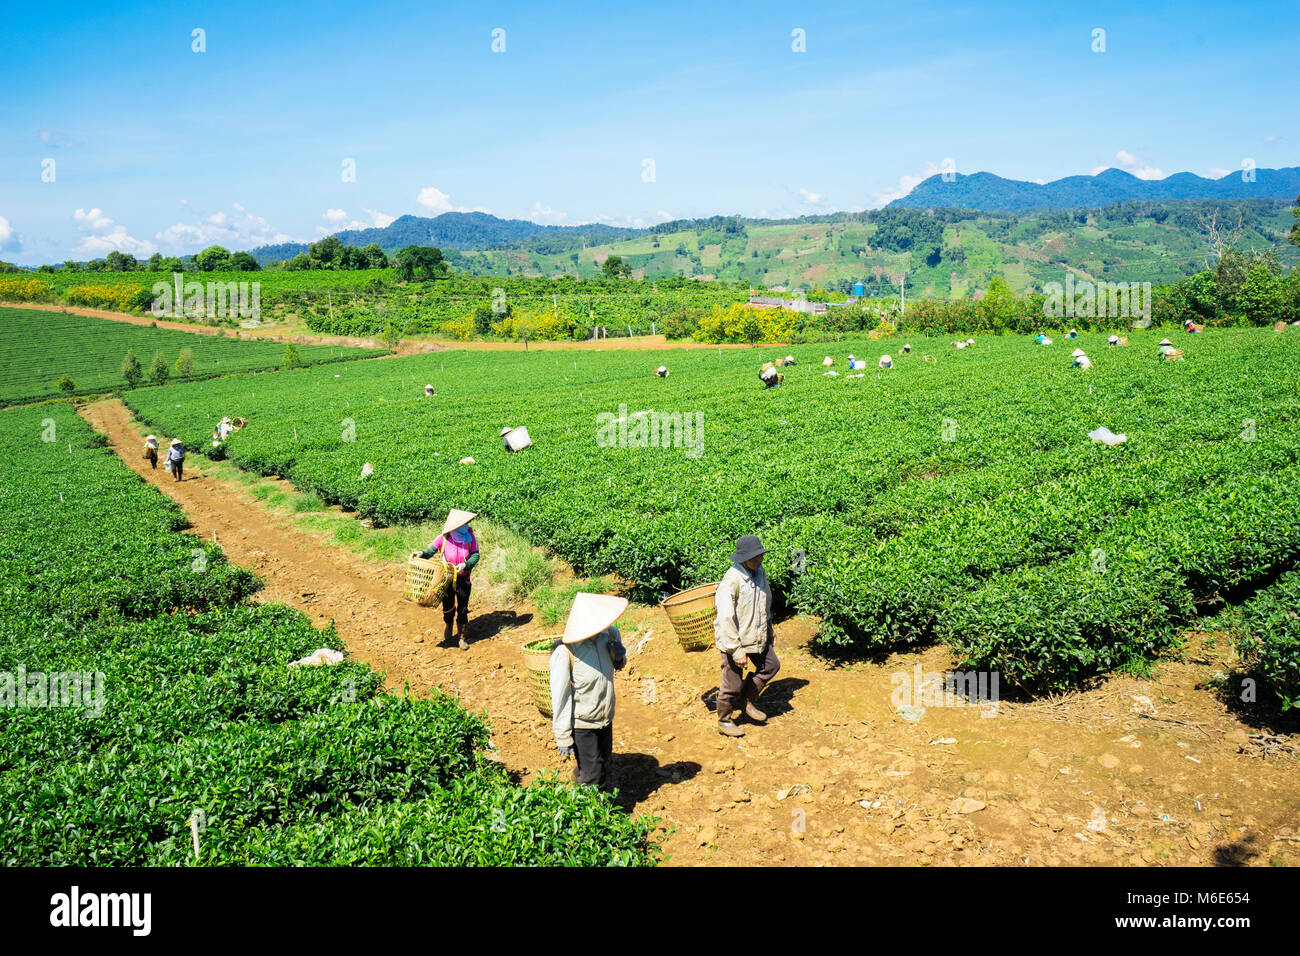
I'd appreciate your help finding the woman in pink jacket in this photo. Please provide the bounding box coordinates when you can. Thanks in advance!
[418,509,480,649]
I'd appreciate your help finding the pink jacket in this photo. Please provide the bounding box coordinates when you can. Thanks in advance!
[431,529,479,577]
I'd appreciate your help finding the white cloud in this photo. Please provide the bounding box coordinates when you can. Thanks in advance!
[871,161,942,207]
[155,202,294,253]
[316,207,396,235]
[590,211,674,229]
[1264,134,1278,144]
[798,188,823,205]
[73,207,156,257]
[39,129,75,149]
[0,215,20,253]
[1101,150,1165,180]
[1032,178,1047,185]
[528,202,570,225]
[415,187,488,216]
[1207,167,1231,179]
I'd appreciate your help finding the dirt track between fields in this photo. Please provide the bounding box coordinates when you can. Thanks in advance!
[5,301,767,353]
[81,397,1300,866]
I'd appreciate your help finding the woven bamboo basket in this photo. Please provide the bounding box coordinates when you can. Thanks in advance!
[521,636,560,716]
[404,554,450,606]
[661,582,720,652]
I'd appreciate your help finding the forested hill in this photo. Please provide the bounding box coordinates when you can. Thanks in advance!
[251,213,643,263]
[890,167,1300,211]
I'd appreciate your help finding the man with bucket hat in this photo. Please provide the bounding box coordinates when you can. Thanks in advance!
[715,534,780,737]
[551,592,628,789]
[416,509,480,649]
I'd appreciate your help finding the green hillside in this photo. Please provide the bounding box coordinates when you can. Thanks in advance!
[441,200,1298,297]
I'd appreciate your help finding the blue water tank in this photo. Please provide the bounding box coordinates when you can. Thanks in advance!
[853,282,865,297]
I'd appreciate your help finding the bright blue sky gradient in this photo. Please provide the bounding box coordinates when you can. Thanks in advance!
[2,0,1295,263]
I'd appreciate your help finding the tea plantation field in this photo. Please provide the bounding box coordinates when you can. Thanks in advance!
[125,328,1300,698]
[0,404,659,865]
[0,306,387,406]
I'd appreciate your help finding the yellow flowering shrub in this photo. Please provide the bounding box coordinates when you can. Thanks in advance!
[0,277,56,302]
[694,303,798,343]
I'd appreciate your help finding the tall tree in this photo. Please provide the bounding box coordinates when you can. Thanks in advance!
[195,245,232,271]
[121,350,143,389]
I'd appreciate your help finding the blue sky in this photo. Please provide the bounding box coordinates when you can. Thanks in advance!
[2,0,1295,264]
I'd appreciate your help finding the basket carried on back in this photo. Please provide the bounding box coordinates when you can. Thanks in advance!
[521,636,560,716]
[404,554,451,606]
[661,582,720,652]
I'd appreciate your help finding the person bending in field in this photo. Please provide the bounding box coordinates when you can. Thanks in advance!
[551,593,628,790]
[759,363,784,388]
[715,534,780,738]
[417,509,479,650]
[142,434,159,470]
[164,438,185,482]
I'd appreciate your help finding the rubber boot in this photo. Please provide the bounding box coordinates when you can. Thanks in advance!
[718,710,745,737]
[456,622,469,651]
[443,621,454,645]
[742,678,767,722]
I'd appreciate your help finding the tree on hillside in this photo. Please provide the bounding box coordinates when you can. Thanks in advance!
[174,347,196,378]
[392,245,445,281]
[105,251,139,272]
[284,252,312,271]
[361,243,389,269]
[1290,191,1300,247]
[196,245,232,271]
[309,236,345,268]
[121,350,143,389]
[602,255,631,278]
[282,344,304,367]
[228,251,260,271]
[57,374,76,395]
[1237,266,1284,324]
[148,351,170,386]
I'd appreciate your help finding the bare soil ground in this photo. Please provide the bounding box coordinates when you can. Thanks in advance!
[82,397,1300,867]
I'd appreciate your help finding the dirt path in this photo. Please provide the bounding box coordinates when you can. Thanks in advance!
[81,397,1300,866]
[5,301,771,353]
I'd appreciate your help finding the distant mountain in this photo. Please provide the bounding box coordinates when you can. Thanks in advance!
[249,212,643,264]
[889,167,1300,211]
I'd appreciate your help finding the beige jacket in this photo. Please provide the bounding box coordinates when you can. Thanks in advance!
[714,563,773,656]
[551,626,626,748]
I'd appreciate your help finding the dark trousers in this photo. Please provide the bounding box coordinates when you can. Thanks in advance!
[717,637,780,719]
[170,459,183,480]
[146,450,157,469]
[573,724,614,787]
[442,574,471,631]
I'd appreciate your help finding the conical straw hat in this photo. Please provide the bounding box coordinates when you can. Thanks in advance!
[499,426,512,436]
[442,509,477,535]
[1159,338,1173,346]
[563,593,628,644]
[1071,348,1086,357]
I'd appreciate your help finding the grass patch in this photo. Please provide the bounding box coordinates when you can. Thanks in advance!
[532,577,612,627]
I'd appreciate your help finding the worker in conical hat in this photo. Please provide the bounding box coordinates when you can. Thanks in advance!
[164,438,186,482]
[551,592,628,789]
[655,365,669,378]
[416,509,479,649]
[142,434,159,470]
[715,534,780,738]
[424,383,435,397]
